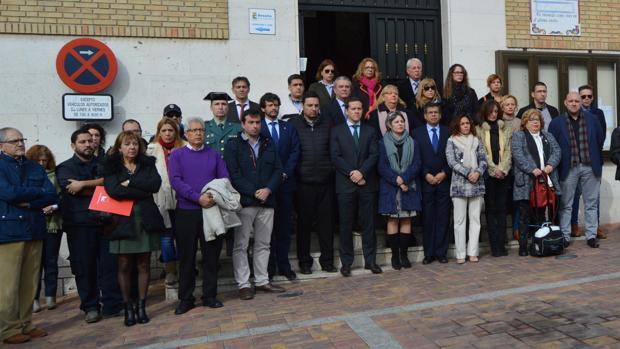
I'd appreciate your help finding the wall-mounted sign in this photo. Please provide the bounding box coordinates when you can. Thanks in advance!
[530,0,580,36]
[63,94,113,121]
[249,9,275,35]
[56,38,118,93]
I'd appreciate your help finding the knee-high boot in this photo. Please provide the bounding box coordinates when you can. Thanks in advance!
[519,230,529,256]
[387,234,401,270]
[399,233,412,268]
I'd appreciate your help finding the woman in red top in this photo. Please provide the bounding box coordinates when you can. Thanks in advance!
[352,57,383,120]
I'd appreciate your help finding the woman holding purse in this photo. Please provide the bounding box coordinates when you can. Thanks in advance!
[101,131,164,326]
[510,109,561,256]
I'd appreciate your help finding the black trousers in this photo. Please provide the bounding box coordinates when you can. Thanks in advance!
[518,200,549,238]
[175,209,223,303]
[35,231,63,298]
[296,182,334,269]
[66,226,122,314]
[421,187,451,258]
[485,177,509,254]
[268,190,294,274]
[338,190,377,267]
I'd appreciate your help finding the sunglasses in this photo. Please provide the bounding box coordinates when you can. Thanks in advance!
[580,94,593,99]
[323,69,334,73]
[423,85,436,91]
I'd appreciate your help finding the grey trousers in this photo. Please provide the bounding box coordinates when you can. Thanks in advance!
[233,206,274,289]
[559,164,601,241]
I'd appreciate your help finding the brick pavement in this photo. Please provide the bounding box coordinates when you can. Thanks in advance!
[10,225,620,349]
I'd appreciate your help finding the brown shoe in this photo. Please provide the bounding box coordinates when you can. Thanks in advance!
[25,328,47,338]
[513,229,519,241]
[3,333,30,344]
[571,224,583,237]
[255,283,286,293]
[239,287,254,300]
[597,227,607,239]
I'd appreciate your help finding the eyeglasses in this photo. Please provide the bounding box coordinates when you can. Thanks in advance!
[186,128,205,133]
[1,138,27,145]
[528,118,541,123]
[580,94,593,99]
[364,66,375,71]
[323,69,334,73]
[423,85,436,91]
[453,71,464,75]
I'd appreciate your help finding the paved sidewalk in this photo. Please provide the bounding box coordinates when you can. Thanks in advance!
[13,225,620,348]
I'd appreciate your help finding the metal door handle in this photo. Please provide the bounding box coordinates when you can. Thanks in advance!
[414,43,418,55]
[424,43,429,55]
[404,43,409,55]
[395,43,399,54]
[385,43,389,54]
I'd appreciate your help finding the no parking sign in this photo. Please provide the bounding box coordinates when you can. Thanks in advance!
[55,38,117,93]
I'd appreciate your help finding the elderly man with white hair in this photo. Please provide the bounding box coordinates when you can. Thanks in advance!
[398,57,424,109]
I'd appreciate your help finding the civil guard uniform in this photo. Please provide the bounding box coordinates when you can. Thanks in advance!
[203,92,242,157]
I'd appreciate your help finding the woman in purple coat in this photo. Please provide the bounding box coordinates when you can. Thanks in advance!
[377,111,422,270]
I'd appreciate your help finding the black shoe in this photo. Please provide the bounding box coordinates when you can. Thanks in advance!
[422,256,435,265]
[340,265,351,277]
[388,234,401,270]
[299,266,312,275]
[136,299,149,324]
[364,264,383,274]
[321,265,338,273]
[174,302,195,315]
[587,238,600,248]
[500,249,509,256]
[279,270,298,281]
[124,302,137,326]
[438,256,448,264]
[563,240,571,248]
[203,298,223,308]
[399,233,412,268]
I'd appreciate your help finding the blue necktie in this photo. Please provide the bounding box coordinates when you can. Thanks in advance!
[270,121,279,145]
[431,127,439,153]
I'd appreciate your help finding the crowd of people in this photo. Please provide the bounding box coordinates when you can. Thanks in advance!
[1,56,617,344]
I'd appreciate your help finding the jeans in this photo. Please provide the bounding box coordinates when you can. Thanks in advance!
[35,231,64,298]
[570,182,601,225]
[559,164,601,240]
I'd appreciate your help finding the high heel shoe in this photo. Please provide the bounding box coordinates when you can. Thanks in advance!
[137,299,149,324]
[124,302,137,327]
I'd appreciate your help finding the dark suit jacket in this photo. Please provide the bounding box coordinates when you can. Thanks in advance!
[412,124,451,192]
[330,123,378,194]
[308,82,335,108]
[397,78,418,110]
[260,118,301,192]
[321,98,347,127]
[226,100,259,123]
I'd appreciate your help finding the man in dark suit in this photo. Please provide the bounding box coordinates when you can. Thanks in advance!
[226,76,259,123]
[516,81,559,130]
[259,93,301,281]
[398,58,423,109]
[321,76,351,126]
[413,102,451,264]
[330,97,381,277]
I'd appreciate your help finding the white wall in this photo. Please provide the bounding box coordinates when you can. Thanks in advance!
[0,0,299,163]
[441,0,507,94]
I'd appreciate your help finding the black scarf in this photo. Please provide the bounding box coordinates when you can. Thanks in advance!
[489,121,500,164]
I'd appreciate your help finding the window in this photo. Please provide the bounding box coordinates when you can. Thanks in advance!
[496,51,620,150]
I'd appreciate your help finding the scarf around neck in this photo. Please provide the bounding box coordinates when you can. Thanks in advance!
[451,133,478,170]
[383,131,416,190]
[360,77,378,117]
[158,138,176,172]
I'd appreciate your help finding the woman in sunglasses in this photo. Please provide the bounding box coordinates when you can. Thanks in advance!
[412,78,442,126]
[308,59,337,108]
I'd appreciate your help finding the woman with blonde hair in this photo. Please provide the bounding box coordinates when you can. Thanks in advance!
[412,78,442,126]
[368,84,419,138]
[308,59,337,107]
[146,118,185,286]
[352,57,383,120]
[500,95,521,133]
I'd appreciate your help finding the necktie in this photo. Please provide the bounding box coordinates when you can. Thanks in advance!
[238,103,246,118]
[413,80,419,95]
[340,103,346,120]
[431,127,439,153]
[270,121,279,145]
[352,124,360,148]
[218,123,224,130]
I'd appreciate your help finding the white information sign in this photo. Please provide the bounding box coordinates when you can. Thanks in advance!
[249,9,276,35]
[63,94,113,121]
[530,0,580,36]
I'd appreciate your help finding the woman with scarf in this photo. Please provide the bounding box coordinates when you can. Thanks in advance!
[352,57,383,120]
[377,111,421,270]
[510,109,561,256]
[102,131,164,326]
[308,59,337,107]
[368,84,420,138]
[25,145,62,312]
[476,100,512,257]
[146,118,185,285]
[443,64,478,127]
[446,115,487,264]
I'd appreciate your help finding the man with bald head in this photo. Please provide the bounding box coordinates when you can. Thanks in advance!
[548,91,604,249]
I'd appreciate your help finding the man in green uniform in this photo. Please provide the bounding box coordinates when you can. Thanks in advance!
[203,92,243,157]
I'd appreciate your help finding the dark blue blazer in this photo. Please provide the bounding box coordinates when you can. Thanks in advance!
[412,124,451,192]
[260,119,301,192]
[548,111,604,181]
[321,99,347,126]
[330,123,378,194]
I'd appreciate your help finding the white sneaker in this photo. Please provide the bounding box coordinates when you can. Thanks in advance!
[33,300,41,313]
[45,296,57,310]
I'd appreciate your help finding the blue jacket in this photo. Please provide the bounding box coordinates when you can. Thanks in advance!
[0,153,57,244]
[224,133,283,207]
[377,138,422,214]
[412,124,451,193]
[260,118,301,192]
[548,111,604,181]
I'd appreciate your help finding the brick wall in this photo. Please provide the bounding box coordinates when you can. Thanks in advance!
[0,0,229,39]
[506,0,620,50]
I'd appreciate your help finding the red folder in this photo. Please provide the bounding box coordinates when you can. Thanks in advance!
[88,186,134,216]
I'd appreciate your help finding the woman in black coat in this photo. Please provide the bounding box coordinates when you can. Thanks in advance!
[367,84,421,138]
[102,131,164,326]
[443,64,478,126]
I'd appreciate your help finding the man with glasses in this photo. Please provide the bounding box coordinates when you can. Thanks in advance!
[549,92,604,249]
[0,128,56,344]
[398,58,423,109]
[280,74,306,118]
[169,117,229,314]
[517,82,560,131]
[570,85,607,239]
[204,92,242,157]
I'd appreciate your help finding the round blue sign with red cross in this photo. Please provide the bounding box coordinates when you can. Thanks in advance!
[55,38,117,94]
